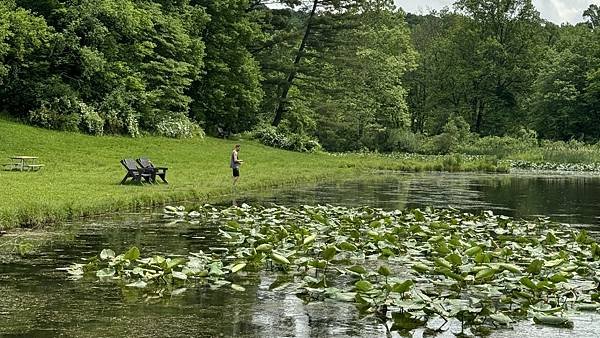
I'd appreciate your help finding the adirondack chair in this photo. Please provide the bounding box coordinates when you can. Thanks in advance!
[120,159,154,184]
[136,158,168,183]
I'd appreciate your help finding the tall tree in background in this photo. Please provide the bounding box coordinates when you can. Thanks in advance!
[8,0,208,136]
[0,0,56,116]
[270,0,366,127]
[309,0,416,150]
[529,23,600,140]
[404,0,545,136]
[188,0,264,134]
[584,4,599,29]
[453,0,543,134]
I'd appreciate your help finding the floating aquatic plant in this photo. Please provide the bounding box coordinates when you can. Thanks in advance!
[63,203,600,335]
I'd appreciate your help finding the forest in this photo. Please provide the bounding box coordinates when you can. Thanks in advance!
[0,0,599,152]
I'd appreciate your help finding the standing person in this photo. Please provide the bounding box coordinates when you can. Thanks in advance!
[230,144,244,187]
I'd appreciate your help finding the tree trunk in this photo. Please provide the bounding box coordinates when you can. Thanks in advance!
[272,0,319,127]
[474,99,484,133]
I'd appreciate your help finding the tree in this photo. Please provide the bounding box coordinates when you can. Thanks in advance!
[269,0,366,127]
[583,4,599,29]
[0,0,56,115]
[528,24,600,140]
[453,0,544,135]
[188,0,265,134]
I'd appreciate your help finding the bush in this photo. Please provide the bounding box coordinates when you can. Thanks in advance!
[99,89,143,137]
[29,96,83,132]
[155,115,205,139]
[79,102,104,135]
[458,136,526,158]
[377,129,423,153]
[252,125,321,152]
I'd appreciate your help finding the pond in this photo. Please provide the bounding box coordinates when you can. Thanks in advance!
[2,171,600,337]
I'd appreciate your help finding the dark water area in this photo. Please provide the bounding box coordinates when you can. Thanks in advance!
[2,171,600,337]
[248,171,600,229]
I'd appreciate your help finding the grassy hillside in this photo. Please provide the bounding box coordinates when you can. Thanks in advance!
[0,119,506,230]
[0,119,348,229]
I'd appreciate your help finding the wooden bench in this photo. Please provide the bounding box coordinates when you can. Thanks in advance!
[24,164,44,171]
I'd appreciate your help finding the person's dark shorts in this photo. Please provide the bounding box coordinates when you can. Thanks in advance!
[232,167,240,177]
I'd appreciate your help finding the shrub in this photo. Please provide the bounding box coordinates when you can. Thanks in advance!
[251,125,321,152]
[79,102,104,135]
[378,129,423,153]
[155,115,205,139]
[99,89,142,137]
[458,136,526,158]
[29,96,82,132]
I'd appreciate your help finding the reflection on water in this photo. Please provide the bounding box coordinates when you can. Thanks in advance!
[2,171,600,337]
[247,171,600,228]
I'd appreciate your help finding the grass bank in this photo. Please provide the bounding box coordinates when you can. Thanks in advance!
[0,119,505,230]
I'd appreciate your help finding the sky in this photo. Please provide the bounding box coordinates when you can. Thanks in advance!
[396,0,599,25]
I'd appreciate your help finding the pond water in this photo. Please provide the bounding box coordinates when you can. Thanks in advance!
[2,171,600,337]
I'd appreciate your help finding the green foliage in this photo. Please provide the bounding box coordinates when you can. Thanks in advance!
[528,25,600,141]
[4,0,208,137]
[2,0,600,150]
[155,114,205,139]
[98,202,600,334]
[189,0,264,134]
[251,124,321,152]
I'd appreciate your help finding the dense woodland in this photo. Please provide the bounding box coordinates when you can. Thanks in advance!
[0,0,599,152]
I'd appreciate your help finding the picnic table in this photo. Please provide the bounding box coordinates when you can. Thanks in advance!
[3,156,44,171]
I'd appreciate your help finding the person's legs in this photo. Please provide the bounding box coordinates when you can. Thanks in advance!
[232,167,240,185]
[232,168,240,206]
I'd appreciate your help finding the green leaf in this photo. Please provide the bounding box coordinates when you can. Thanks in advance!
[377,265,391,277]
[167,258,187,270]
[322,246,337,261]
[123,246,140,261]
[96,267,115,278]
[438,268,464,281]
[465,245,482,256]
[520,277,537,290]
[338,241,357,251]
[490,312,512,324]
[271,252,290,265]
[544,258,564,268]
[348,265,367,275]
[498,263,521,274]
[445,253,462,266]
[355,280,373,292]
[475,268,496,280]
[527,259,544,274]
[126,280,147,288]
[172,271,187,280]
[412,263,430,273]
[549,272,569,283]
[303,234,317,245]
[533,315,574,328]
[392,280,414,293]
[231,263,246,273]
[231,284,246,292]
[391,311,426,331]
[256,244,273,252]
[434,257,452,269]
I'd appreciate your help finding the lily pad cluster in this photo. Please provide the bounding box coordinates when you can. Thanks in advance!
[66,203,600,335]
[507,160,600,172]
[60,244,248,294]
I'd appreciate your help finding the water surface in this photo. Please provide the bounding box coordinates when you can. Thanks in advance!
[2,171,600,337]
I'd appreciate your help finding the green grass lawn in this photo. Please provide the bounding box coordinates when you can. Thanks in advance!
[0,119,506,230]
[0,119,351,229]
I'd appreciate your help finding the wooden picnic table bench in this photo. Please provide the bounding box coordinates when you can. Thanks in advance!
[3,156,44,171]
